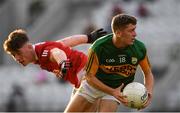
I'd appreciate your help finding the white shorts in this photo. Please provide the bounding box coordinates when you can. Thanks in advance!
[70,67,86,98]
[76,80,120,103]
[77,67,86,83]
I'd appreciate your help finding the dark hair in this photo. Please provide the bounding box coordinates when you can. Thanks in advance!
[111,14,137,33]
[3,29,29,54]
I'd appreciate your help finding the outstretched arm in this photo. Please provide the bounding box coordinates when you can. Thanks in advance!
[56,35,88,47]
[56,28,107,47]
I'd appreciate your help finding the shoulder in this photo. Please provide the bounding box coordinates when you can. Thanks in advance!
[132,39,147,60]
[34,41,64,55]
[134,39,146,50]
[90,34,113,51]
[35,41,65,49]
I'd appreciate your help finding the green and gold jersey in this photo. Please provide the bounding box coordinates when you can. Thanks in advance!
[86,34,146,88]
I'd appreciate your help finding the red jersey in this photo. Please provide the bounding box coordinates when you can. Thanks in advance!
[34,41,88,88]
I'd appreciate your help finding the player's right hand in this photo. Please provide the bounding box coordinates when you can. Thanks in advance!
[112,83,128,106]
[87,28,107,43]
[53,69,63,78]
[137,92,152,111]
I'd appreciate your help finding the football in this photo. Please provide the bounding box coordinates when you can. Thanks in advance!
[122,82,148,109]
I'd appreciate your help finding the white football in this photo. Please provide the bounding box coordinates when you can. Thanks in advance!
[122,82,148,109]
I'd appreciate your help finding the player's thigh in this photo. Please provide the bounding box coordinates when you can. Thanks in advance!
[84,99,101,112]
[65,95,93,112]
[99,99,119,112]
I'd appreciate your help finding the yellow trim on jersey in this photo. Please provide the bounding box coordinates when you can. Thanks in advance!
[86,50,94,73]
[86,49,99,75]
[139,55,152,75]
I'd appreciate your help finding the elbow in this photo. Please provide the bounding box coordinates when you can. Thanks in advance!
[50,48,67,63]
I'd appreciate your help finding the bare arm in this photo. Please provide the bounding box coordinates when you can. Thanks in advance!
[56,28,107,47]
[50,48,67,64]
[56,35,88,47]
[49,48,68,78]
[139,55,154,95]
[139,55,154,108]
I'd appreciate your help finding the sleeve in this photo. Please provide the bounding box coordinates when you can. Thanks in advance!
[141,43,147,60]
[139,54,152,75]
[138,40,147,61]
[85,48,99,76]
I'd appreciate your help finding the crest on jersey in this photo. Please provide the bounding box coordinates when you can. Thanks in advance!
[131,57,138,64]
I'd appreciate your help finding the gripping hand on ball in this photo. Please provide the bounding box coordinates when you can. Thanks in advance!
[112,83,128,106]
[138,92,152,110]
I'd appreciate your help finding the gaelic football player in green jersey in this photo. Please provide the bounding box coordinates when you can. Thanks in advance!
[65,14,154,112]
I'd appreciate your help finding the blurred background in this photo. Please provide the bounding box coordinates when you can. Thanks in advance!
[0,0,180,112]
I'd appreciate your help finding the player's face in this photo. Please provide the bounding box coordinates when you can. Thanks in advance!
[121,24,137,45]
[12,44,35,66]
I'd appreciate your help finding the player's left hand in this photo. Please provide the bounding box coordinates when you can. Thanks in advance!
[87,28,107,43]
[138,92,152,111]
[60,59,72,74]
[53,60,72,79]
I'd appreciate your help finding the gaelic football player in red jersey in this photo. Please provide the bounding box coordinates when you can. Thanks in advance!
[3,28,107,111]
[3,28,106,88]
[3,29,106,111]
